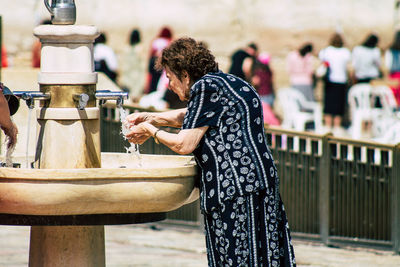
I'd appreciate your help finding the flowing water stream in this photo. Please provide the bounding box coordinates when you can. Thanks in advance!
[25,108,33,168]
[119,107,142,167]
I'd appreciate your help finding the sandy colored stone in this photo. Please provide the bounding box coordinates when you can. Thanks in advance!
[0,153,198,215]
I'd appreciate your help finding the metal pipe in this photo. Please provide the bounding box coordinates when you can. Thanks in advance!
[13,91,51,109]
[95,90,128,108]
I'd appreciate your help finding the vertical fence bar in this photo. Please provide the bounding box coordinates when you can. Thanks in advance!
[311,140,320,234]
[319,133,332,245]
[392,144,400,253]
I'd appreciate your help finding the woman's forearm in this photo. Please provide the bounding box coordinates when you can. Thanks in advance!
[150,108,187,128]
[152,127,208,155]
[136,121,207,155]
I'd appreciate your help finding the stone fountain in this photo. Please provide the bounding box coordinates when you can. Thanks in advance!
[0,2,198,266]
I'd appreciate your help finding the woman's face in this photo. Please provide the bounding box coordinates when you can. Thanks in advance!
[165,67,191,101]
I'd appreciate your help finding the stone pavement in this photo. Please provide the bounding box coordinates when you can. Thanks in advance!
[1,223,399,267]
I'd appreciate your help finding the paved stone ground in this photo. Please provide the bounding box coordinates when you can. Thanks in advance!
[0,223,399,267]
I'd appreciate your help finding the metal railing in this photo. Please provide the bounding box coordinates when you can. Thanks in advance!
[265,127,399,252]
[100,104,400,252]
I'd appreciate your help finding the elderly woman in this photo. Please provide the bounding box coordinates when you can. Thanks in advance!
[125,38,296,267]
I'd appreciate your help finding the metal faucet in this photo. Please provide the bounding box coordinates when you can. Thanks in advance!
[13,91,51,109]
[95,90,128,109]
[73,93,90,110]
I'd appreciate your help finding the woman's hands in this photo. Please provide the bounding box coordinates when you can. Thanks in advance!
[125,121,153,145]
[124,112,158,144]
[125,112,153,127]
[123,109,189,148]
[124,110,208,154]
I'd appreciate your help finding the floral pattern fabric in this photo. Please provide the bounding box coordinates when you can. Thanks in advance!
[182,72,295,266]
[204,189,295,267]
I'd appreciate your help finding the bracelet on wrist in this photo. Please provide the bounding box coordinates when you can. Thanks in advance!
[153,129,162,144]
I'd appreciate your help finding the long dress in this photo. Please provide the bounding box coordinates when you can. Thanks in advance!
[182,71,296,267]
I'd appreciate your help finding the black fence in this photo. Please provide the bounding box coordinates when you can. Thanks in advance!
[265,127,399,252]
[101,104,400,252]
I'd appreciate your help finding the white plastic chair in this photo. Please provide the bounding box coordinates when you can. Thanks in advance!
[347,84,374,139]
[374,120,400,144]
[370,85,400,139]
[277,88,322,132]
[372,85,398,115]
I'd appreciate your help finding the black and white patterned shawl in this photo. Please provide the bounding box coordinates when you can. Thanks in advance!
[182,71,279,213]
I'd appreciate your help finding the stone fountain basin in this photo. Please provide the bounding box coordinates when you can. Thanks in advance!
[0,153,198,216]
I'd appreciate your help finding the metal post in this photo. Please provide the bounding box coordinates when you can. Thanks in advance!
[319,133,332,245]
[392,143,400,253]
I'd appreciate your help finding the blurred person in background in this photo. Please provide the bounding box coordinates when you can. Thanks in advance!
[119,28,145,102]
[286,43,316,101]
[250,52,280,126]
[319,33,351,133]
[138,70,169,110]
[125,37,295,266]
[145,26,173,94]
[251,52,274,106]
[94,32,119,83]
[351,33,382,84]
[385,31,400,108]
[229,42,258,82]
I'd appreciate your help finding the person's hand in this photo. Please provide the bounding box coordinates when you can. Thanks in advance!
[124,112,152,129]
[1,122,18,149]
[125,122,152,145]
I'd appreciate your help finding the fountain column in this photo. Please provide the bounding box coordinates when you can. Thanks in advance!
[29,25,104,267]
[34,25,100,169]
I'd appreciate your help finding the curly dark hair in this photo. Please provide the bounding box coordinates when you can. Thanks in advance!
[155,37,219,82]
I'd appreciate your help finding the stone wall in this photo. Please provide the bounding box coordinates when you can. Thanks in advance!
[0,0,398,84]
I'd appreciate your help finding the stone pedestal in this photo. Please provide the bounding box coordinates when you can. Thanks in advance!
[34,25,99,85]
[35,107,100,169]
[29,226,105,267]
[29,24,105,267]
